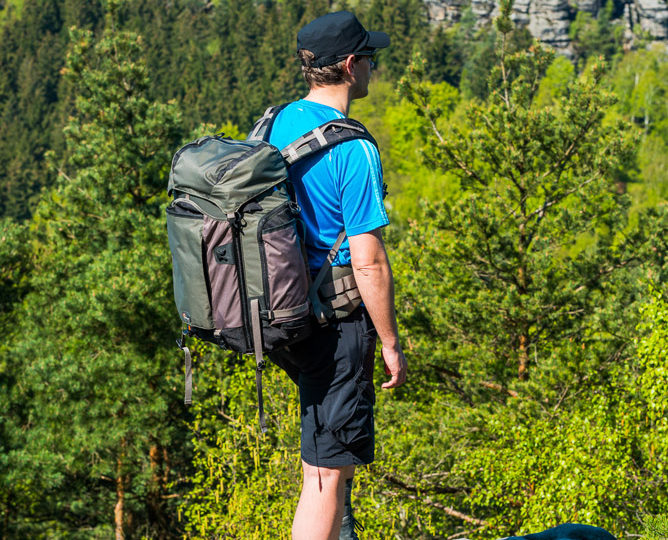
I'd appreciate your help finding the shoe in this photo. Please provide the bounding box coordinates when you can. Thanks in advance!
[339,514,364,540]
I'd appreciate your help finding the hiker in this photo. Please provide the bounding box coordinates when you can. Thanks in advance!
[266,10,408,540]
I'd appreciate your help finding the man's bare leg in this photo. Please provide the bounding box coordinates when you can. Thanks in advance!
[292,461,355,540]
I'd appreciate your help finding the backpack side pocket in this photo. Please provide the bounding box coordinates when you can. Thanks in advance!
[166,200,214,330]
[202,215,246,351]
[259,203,310,323]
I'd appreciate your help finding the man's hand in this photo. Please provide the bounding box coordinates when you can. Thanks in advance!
[381,344,407,389]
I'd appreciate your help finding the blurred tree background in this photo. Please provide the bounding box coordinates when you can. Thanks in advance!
[0,0,666,538]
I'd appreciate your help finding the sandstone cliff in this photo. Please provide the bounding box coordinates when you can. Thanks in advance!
[424,0,668,54]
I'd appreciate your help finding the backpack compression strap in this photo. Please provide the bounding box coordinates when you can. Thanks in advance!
[309,229,348,325]
[250,298,268,433]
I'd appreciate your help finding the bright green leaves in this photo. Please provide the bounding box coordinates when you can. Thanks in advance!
[637,289,668,432]
[3,18,186,537]
[179,350,301,539]
[570,0,625,66]
[60,26,180,208]
[384,7,666,537]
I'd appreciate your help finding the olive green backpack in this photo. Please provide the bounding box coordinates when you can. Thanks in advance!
[166,105,377,430]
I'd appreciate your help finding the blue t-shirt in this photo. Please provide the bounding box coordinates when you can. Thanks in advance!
[268,99,389,272]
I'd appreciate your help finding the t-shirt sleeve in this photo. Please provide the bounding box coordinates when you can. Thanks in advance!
[335,138,389,237]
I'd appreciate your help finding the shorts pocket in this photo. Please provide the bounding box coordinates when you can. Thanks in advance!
[332,366,375,449]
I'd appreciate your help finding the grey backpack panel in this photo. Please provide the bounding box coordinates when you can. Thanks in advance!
[166,199,215,330]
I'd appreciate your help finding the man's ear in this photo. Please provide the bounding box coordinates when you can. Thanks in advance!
[343,54,356,76]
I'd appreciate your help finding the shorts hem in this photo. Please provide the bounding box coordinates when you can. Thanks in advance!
[301,453,374,468]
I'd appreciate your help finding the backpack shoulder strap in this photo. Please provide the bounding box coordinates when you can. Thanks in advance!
[281,118,378,166]
[246,103,289,142]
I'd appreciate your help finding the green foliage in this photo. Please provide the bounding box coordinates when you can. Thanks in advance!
[637,287,668,464]
[611,44,668,135]
[635,289,668,537]
[362,0,428,81]
[178,345,301,539]
[350,79,460,220]
[0,217,30,319]
[570,0,625,66]
[644,514,668,540]
[456,403,647,534]
[610,44,668,204]
[459,14,533,101]
[384,5,666,534]
[533,55,575,108]
[399,39,647,379]
[0,0,24,27]
[1,16,187,537]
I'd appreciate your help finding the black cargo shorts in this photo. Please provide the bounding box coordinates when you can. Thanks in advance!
[269,306,377,467]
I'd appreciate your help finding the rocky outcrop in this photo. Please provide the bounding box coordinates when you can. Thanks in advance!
[424,0,668,51]
[631,0,668,38]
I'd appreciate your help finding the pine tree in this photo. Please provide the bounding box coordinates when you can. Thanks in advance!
[379,0,667,533]
[3,4,188,536]
[397,0,651,384]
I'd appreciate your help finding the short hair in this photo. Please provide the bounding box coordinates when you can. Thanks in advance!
[298,49,347,87]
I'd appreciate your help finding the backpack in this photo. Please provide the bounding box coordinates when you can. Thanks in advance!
[166,104,377,431]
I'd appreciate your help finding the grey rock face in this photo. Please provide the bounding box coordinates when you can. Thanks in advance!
[424,0,668,47]
[424,0,470,24]
[634,0,668,38]
[527,0,573,48]
[574,0,602,14]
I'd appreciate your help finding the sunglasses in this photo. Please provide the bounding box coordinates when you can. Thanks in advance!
[356,53,377,69]
[340,52,377,69]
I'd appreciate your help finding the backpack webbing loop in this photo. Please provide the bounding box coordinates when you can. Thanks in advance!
[247,104,289,142]
[262,301,310,322]
[178,332,193,405]
[250,298,268,433]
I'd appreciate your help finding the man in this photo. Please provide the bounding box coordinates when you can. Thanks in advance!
[266,10,407,540]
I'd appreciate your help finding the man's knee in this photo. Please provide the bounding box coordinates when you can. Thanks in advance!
[302,461,355,488]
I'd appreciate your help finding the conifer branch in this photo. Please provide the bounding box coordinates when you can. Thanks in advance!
[384,490,486,525]
[527,175,601,221]
[385,473,468,495]
[481,381,520,398]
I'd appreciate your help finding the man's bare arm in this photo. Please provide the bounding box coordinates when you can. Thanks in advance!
[348,229,407,388]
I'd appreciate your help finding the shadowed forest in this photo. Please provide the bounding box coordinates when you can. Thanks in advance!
[0,0,667,538]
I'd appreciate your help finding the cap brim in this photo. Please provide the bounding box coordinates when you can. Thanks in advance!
[366,30,390,49]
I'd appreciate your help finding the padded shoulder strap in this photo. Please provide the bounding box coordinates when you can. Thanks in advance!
[246,103,289,142]
[281,118,378,166]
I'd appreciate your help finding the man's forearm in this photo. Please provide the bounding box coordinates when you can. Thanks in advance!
[348,230,400,348]
[348,229,407,387]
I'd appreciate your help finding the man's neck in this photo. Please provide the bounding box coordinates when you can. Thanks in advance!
[303,84,353,116]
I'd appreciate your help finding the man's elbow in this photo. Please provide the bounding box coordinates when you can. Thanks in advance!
[351,258,385,276]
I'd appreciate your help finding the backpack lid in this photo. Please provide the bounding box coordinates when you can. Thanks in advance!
[169,136,287,218]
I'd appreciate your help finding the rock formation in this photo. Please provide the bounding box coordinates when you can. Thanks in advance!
[423,0,668,53]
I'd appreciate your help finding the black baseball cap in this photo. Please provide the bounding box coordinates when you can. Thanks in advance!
[297,11,390,68]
